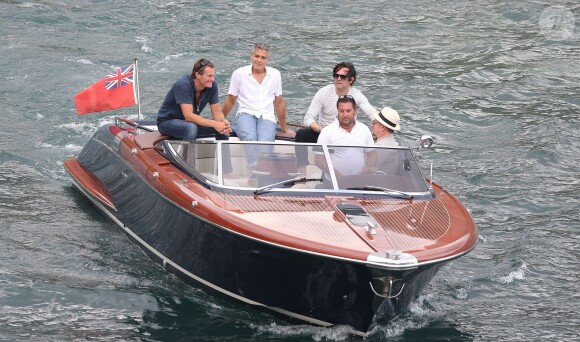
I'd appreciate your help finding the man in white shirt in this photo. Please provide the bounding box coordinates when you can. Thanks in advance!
[295,62,376,168]
[316,95,377,177]
[222,43,295,169]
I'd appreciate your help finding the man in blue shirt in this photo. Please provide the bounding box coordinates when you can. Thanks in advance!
[157,58,231,140]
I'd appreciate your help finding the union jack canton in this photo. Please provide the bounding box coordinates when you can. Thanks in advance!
[104,64,134,90]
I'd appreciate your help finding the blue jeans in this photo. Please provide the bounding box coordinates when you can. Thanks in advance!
[157,119,232,173]
[158,119,227,141]
[232,113,276,165]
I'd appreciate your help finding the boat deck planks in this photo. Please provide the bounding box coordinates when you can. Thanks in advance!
[218,193,457,255]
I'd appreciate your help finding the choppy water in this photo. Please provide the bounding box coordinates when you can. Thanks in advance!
[1,1,579,341]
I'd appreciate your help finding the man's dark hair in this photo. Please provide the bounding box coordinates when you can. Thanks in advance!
[336,95,357,109]
[333,61,357,85]
[191,58,214,78]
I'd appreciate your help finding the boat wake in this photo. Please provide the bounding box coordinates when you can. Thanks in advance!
[369,294,439,338]
[494,261,528,284]
[254,322,357,341]
[253,294,442,341]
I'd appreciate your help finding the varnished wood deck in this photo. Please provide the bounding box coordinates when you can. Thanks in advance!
[221,194,453,255]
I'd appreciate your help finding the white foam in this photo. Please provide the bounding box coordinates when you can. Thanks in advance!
[373,317,428,339]
[65,144,83,152]
[17,2,40,8]
[369,294,438,339]
[255,322,353,341]
[150,53,186,70]
[136,36,152,53]
[64,57,93,65]
[496,262,527,284]
[455,286,469,299]
[58,122,96,132]
[38,142,56,149]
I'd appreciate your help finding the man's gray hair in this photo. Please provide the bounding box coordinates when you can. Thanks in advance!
[253,42,271,53]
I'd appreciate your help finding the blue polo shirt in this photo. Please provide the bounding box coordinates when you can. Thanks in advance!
[157,75,219,123]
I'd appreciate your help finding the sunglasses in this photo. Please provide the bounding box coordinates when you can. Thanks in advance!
[333,73,349,80]
[338,94,354,99]
[196,59,211,72]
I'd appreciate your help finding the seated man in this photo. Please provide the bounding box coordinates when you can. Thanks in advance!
[371,106,402,174]
[315,95,377,179]
[372,106,400,147]
[157,58,231,140]
[156,58,232,173]
[222,43,295,172]
[295,62,376,170]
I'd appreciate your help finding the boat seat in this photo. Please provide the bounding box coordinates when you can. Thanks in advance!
[188,137,303,182]
[134,131,169,150]
[190,137,250,178]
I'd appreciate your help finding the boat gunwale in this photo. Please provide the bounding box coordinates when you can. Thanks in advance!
[68,157,476,272]
[69,125,477,269]
[69,123,477,270]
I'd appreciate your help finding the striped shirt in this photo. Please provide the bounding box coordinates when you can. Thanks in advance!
[303,84,375,128]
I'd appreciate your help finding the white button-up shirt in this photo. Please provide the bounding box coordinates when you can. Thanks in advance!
[227,64,282,123]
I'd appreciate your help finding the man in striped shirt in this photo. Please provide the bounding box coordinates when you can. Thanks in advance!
[295,62,376,168]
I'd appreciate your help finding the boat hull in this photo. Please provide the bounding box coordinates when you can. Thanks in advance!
[65,126,451,333]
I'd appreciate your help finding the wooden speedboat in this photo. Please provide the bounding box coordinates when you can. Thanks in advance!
[64,118,477,335]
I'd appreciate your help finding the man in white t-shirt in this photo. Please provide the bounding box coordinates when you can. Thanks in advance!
[222,43,295,170]
[316,95,377,177]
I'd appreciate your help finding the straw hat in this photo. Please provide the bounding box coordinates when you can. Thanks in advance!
[373,107,401,131]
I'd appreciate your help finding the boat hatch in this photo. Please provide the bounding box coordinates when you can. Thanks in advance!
[336,203,377,227]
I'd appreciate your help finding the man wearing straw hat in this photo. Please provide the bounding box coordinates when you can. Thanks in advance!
[371,106,400,147]
[371,107,402,174]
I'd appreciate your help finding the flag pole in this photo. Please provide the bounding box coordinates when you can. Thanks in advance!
[134,58,142,120]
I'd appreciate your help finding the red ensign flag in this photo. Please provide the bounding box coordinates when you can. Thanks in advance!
[74,64,136,115]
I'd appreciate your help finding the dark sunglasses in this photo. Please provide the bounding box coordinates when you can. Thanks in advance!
[338,94,354,99]
[333,73,349,80]
[196,59,211,73]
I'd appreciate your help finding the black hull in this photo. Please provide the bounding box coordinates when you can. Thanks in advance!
[71,127,444,333]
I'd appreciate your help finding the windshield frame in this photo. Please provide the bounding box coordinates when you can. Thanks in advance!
[156,139,433,199]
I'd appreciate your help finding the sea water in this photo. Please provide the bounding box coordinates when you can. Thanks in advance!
[0,1,578,341]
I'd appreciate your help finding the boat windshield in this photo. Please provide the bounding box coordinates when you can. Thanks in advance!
[161,140,430,196]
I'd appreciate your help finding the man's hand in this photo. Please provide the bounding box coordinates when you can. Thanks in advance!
[214,120,231,135]
[362,166,377,174]
[281,127,296,138]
